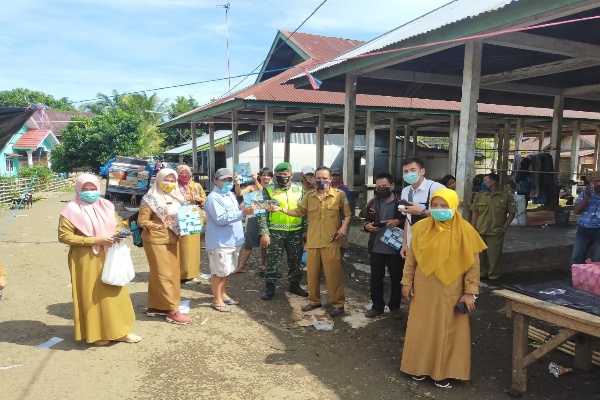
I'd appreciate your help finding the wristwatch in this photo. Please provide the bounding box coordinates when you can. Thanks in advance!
[420,209,427,218]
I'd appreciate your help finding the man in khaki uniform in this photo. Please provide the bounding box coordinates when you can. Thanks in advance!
[470,173,516,286]
[270,166,351,317]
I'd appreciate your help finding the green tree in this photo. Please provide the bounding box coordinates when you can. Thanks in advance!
[163,95,201,149]
[0,88,75,110]
[79,90,124,114]
[51,110,144,173]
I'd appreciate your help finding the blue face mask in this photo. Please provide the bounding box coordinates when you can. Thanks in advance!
[481,181,489,192]
[431,209,454,222]
[80,191,100,203]
[403,172,420,185]
[220,181,234,193]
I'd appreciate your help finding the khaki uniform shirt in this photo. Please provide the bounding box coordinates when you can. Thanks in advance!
[291,188,351,249]
[470,191,517,235]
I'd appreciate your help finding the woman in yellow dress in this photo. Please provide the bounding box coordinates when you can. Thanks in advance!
[58,174,140,346]
[177,164,206,284]
[400,188,486,388]
[138,168,190,325]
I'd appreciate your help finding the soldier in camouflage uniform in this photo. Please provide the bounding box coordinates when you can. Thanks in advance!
[258,162,308,300]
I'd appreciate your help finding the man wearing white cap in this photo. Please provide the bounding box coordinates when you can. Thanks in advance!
[300,165,316,193]
[204,168,255,312]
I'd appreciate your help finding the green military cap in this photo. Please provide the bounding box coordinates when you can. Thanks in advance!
[274,162,292,172]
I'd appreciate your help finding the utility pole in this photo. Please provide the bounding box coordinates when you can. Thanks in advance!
[216,3,231,90]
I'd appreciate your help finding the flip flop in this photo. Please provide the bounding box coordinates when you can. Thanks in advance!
[210,303,230,312]
[223,299,239,305]
[231,269,246,275]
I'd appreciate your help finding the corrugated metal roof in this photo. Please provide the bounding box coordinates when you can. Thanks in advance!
[280,30,364,62]
[13,129,58,150]
[301,0,520,75]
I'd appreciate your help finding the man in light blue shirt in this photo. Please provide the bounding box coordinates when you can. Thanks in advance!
[204,168,254,312]
[571,171,600,264]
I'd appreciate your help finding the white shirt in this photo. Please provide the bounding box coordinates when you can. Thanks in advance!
[401,178,445,245]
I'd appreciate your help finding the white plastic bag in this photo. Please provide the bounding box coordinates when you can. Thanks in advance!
[101,242,135,286]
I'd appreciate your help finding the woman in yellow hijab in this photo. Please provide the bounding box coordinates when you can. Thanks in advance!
[400,188,486,389]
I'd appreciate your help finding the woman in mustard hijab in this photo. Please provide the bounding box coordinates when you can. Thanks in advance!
[400,188,486,389]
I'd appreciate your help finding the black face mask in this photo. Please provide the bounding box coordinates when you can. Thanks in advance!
[316,180,329,190]
[276,175,290,185]
[376,188,392,199]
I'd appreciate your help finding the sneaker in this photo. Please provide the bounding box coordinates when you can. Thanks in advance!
[435,379,452,388]
[166,311,191,325]
[412,375,427,381]
[147,308,169,317]
[365,308,383,318]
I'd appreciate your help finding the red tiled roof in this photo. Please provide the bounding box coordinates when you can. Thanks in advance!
[25,110,94,132]
[13,129,53,149]
[280,30,364,61]
[172,31,600,124]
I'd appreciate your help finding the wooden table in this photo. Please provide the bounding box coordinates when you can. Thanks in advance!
[494,289,600,394]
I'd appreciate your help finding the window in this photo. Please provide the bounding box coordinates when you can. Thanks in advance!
[5,156,14,173]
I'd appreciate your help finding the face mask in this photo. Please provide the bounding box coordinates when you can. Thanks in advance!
[403,172,420,185]
[178,175,191,185]
[79,191,100,203]
[481,182,489,192]
[431,209,454,222]
[376,188,392,199]
[220,182,234,193]
[316,180,329,190]
[160,182,176,193]
[276,175,290,185]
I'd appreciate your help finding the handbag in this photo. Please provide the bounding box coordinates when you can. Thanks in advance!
[101,242,135,286]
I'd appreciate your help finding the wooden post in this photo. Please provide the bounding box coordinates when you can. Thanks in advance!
[403,124,409,159]
[389,117,397,176]
[512,311,530,393]
[259,123,264,168]
[208,119,215,187]
[284,120,291,162]
[496,129,503,172]
[447,115,458,176]
[539,131,545,152]
[412,128,418,157]
[265,106,274,170]
[316,113,325,167]
[231,110,239,165]
[343,73,357,190]
[455,41,483,212]
[515,118,523,157]
[595,127,600,171]
[191,122,198,174]
[571,121,581,196]
[574,334,593,371]
[492,129,499,171]
[365,111,376,202]
[550,95,565,206]
[501,121,511,189]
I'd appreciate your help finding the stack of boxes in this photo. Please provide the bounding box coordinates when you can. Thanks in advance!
[108,168,150,187]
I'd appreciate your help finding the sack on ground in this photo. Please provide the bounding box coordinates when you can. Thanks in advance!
[102,242,135,286]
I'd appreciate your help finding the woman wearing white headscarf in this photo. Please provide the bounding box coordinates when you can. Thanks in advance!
[138,168,190,325]
[58,174,140,345]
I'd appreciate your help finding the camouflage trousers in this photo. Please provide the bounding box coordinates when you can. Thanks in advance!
[264,230,303,284]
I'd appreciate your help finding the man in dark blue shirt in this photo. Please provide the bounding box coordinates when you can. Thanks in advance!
[571,171,600,264]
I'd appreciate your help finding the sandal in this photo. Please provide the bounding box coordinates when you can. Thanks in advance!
[223,299,239,305]
[210,303,230,312]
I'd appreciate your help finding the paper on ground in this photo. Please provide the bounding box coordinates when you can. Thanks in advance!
[0,364,22,370]
[179,299,191,314]
[37,337,64,349]
[285,288,334,327]
[125,207,140,212]
[200,273,211,280]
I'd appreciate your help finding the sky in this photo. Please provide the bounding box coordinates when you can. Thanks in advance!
[0,0,451,109]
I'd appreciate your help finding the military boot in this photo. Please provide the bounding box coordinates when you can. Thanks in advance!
[262,283,275,300]
[288,282,308,297]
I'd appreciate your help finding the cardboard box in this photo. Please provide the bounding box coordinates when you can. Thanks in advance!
[178,205,202,235]
[119,179,136,187]
[109,170,124,180]
[572,263,600,296]
[108,178,121,186]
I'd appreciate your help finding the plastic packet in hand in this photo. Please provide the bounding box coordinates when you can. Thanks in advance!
[113,229,132,239]
[252,199,278,211]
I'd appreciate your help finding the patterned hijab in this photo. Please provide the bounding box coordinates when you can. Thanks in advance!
[60,174,116,254]
[142,168,185,234]
[410,188,487,286]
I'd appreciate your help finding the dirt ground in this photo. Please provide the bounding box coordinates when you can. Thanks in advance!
[0,189,599,400]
